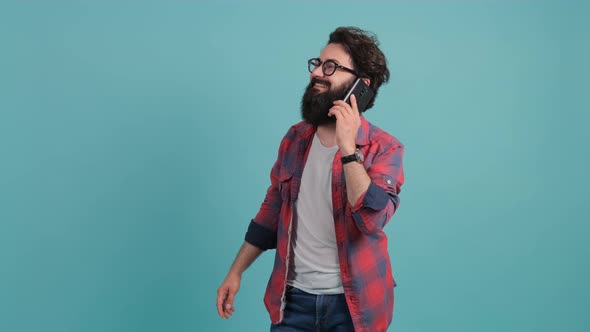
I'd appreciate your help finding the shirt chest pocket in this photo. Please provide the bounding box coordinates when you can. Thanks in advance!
[278,168,294,202]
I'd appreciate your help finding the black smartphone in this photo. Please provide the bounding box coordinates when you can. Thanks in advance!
[343,78,374,113]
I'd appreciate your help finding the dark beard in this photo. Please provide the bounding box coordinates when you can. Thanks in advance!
[300,78,353,126]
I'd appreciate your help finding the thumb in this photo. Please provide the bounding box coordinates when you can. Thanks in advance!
[225,291,236,307]
[350,94,359,113]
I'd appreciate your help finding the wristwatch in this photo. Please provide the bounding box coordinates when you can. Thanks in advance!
[341,149,364,164]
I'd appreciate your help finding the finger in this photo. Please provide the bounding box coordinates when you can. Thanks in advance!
[223,291,236,317]
[223,303,231,319]
[330,104,349,114]
[328,107,345,120]
[334,106,352,121]
[225,303,234,314]
[350,94,359,114]
[216,288,227,318]
[225,307,234,318]
[332,100,353,114]
[225,292,236,309]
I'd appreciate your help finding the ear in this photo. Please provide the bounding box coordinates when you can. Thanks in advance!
[362,78,371,86]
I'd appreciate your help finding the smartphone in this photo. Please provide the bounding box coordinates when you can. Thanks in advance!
[343,78,374,113]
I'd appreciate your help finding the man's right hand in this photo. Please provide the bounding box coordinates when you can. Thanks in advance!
[215,241,263,319]
[216,272,241,319]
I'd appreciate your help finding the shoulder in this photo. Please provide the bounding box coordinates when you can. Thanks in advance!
[366,119,404,152]
[280,121,313,144]
[286,121,312,138]
[276,121,314,154]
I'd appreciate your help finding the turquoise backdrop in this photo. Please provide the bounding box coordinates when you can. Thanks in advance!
[1,1,588,331]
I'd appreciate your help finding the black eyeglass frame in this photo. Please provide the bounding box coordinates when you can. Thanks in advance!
[307,58,361,77]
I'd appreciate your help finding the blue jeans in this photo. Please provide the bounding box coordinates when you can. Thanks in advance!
[270,286,355,332]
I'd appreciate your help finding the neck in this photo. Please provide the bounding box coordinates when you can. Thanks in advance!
[316,124,337,148]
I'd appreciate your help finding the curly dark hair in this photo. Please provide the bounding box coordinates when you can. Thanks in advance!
[328,26,390,111]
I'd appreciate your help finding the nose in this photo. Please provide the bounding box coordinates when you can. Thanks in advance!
[310,64,325,79]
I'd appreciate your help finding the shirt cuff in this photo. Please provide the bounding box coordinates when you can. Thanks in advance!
[245,220,277,250]
[351,181,390,212]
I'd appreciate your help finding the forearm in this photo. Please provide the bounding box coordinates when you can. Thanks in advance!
[228,241,264,276]
[342,144,404,235]
[342,161,371,206]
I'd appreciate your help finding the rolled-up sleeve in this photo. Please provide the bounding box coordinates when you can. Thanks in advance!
[350,143,404,235]
[245,219,277,250]
[244,134,292,250]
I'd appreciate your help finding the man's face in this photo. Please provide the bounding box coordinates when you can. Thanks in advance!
[301,43,357,126]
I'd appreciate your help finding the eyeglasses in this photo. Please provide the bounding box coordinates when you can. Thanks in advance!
[307,58,360,77]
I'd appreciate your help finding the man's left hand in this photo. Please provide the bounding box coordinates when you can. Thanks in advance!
[328,94,361,155]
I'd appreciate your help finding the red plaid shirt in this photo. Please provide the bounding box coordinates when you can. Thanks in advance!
[245,115,404,332]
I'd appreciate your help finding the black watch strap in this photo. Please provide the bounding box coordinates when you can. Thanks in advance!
[341,153,358,164]
[341,148,363,164]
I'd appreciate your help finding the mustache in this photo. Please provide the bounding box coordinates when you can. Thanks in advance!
[310,77,331,88]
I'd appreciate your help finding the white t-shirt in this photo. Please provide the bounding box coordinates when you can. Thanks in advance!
[287,133,343,294]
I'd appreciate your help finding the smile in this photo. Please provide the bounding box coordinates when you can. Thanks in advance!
[313,82,329,89]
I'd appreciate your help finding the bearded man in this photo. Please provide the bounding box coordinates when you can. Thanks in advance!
[217,26,405,332]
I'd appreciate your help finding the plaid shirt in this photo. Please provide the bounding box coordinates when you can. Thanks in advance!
[245,115,404,332]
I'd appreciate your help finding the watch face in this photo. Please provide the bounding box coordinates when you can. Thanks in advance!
[355,149,364,163]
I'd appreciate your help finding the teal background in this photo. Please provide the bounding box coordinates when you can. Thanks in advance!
[1,1,588,331]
